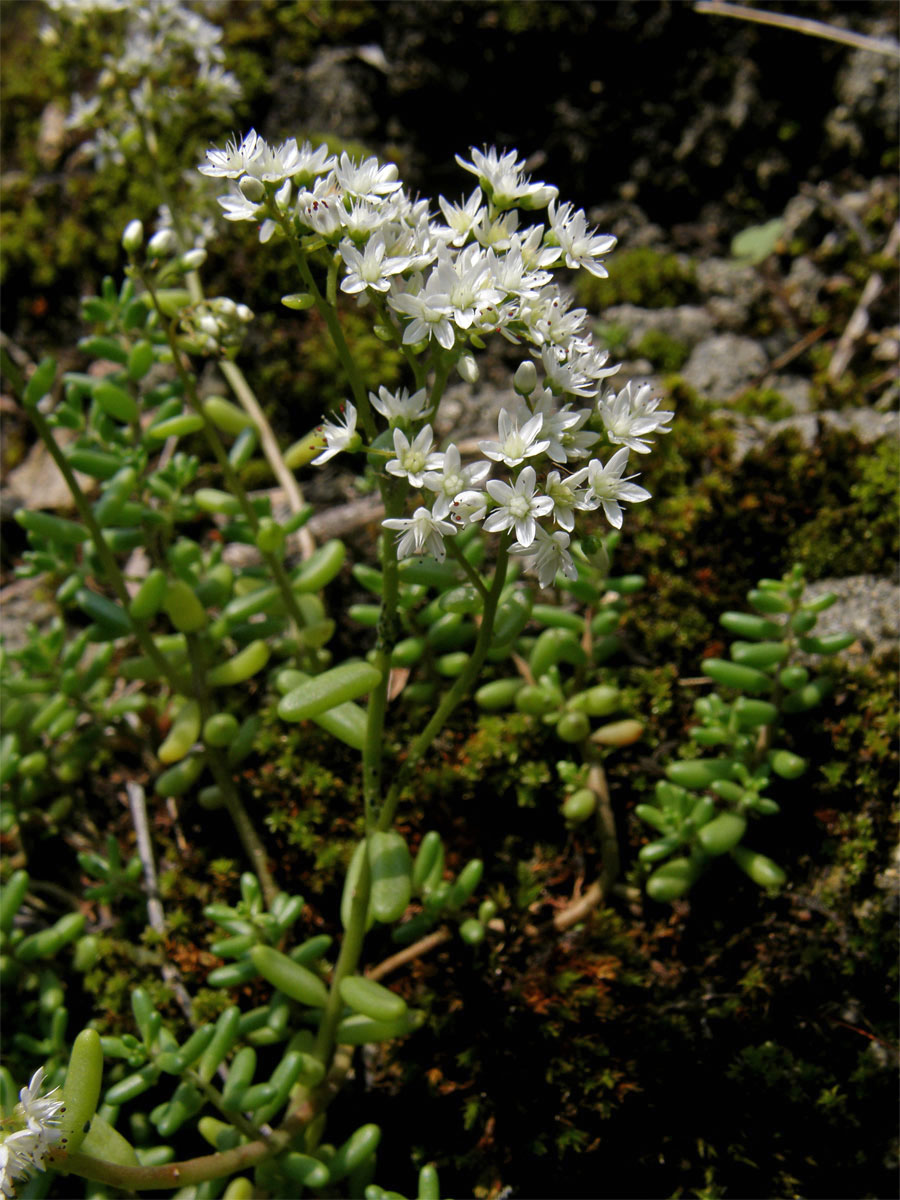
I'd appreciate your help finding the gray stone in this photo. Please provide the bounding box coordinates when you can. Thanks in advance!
[695,258,766,310]
[769,375,814,415]
[602,304,713,350]
[682,334,767,399]
[802,576,899,661]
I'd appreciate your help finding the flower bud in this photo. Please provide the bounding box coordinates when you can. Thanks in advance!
[239,175,266,203]
[457,354,479,384]
[181,248,207,270]
[514,360,537,396]
[121,219,144,254]
[235,304,254,323]
[147,229,177,257]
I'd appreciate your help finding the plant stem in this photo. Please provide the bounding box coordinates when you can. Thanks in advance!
[140,270,311,640]
[276,226,377,441]
[186,638,278,907]
[312,849,372,1067]
[24,405,181,692]
[444,538,489,600]
[377,538,510,832]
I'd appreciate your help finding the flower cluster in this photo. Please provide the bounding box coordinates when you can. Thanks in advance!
[46,1,240,248]
[199,137,673,585]
[0,1068,65,1198]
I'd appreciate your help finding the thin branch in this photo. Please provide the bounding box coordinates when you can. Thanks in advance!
[218,358,315,560]
[694,1,900,59]
[828,221,900,382]
[367,928,452,982]
[126,781,195,1023]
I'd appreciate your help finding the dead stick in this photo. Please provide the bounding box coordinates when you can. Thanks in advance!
[694,1,900,59]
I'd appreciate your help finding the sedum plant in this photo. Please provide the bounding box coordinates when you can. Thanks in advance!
[1,132,678,1198]
[637,565,852,902]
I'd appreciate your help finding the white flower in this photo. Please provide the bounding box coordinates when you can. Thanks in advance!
[389,280,455,350]
[455,147,558,210]
[512,526,577,588]
[479,408,549,467]
[297,179,345,236]
[385,425,443,488]
[428,245,502,331]
[312,402,359,464]
[531,390,598,464]
[547,200,616,277]
[583,448,651,529]
[290,140,336,184]
[436,189,485,245]
[369,386,431,424]
[540,344,598,399]
[383,507,457,561]
[339,234,410,295]
[423,444,491,519]
[241,136,304,183]
[483,465,553,548]
[448,488,488,527]
[216,180,263,223]
[545,467,591,531]
[0,1068,65,1197]
[334,152,402,201]
[200,129,262,178]
[598,381,673,453]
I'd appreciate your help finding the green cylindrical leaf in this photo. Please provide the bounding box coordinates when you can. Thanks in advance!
[645,857,701,902]
[203,396,254,435]
[335,1009,425,1045]
[339,976,407,1023]
[701,659,772,694]
[731,845,787,889]
[60,1029,103,1153]
[292,539,346,592]
[24,357,57,408]
[769,749,807,779]
[729,640,789,669]
[665,758,737,790]
[369,832,413,924]
[93,381,139,424]
[155,752,204,797]
[249,945,329,1008]
[164,580,207,633]
[449,859,483,910]
[278,662,382,722]
[719,612,782,641]
[129,569,168,621]
[15,508,88,546]
[562,787,597,824]
[203,713,240,747]
[733,697,779,729]
[697,812,747,856]
[221,1046,258,1112]
[475,678,524,710]
[206,639,269,687]
[158,700,201,764]
[328,1124,382,1182]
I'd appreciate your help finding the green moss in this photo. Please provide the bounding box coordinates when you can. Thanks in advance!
[576,247,699,311]
[633,328,690,371]
[731,387,794,421]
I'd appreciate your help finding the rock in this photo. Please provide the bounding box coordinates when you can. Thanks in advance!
[769,375,814,414]
[682,334,767,399]
[725,408,898,462]
[803,575,900,661]
[4,428,96,511]
[695,258,766,313]
[784,256,827,322]
[602,304,713,351]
